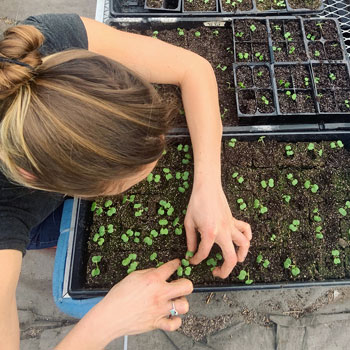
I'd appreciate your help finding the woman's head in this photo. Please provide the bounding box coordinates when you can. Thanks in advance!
[0,25,175,196]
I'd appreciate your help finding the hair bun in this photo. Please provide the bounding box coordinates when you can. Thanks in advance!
[0,25,44,99]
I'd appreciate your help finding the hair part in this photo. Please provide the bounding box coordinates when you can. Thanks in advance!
[0,25,176,196]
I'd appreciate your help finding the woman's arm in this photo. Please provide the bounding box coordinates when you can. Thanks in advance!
[55,260,192,350]
[81,18,252,278]
[0,249,22,350]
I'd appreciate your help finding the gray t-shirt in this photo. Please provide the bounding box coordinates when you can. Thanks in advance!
[0,14,89,255]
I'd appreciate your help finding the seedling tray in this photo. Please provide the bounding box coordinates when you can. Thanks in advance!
[144,0,181,12]
[110,0,323,16]
[66,127,350,299]
[233,17,350,119]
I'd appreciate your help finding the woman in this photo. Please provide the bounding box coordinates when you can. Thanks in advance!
[0,14,252,349]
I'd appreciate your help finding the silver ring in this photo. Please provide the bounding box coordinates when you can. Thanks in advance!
[169,301,178,317]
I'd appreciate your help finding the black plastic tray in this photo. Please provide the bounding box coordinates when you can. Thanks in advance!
[68,125,350,299]
[110,0,324,16]
[144,0,181,11]
[232,17,350,118]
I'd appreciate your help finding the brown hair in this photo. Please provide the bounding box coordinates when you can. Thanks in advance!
[0,25,175,196]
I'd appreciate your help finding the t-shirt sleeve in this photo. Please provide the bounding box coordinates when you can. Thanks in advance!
[21,13,88,57]
[0,174,64,255]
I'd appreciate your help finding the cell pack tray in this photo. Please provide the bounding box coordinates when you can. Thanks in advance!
[108,17,350,130]
[66,126,350,299]
[110,0,324,16]
[232,17,350,118]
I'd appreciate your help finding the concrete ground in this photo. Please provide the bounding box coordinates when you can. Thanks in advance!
[2,1,350,349]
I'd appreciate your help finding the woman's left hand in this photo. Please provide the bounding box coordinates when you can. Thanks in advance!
[184,182,252,279]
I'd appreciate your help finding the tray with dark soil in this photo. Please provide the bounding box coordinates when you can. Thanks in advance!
[144,0,181,11]
[67,132,350,298]
[183,0,219,12]
[110,0,324,16]
[233,17,350,118]
[110,19,238,128]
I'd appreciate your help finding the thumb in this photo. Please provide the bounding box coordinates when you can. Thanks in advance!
[155,259,181,280]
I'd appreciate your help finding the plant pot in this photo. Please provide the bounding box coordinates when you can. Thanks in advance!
[65,127,350,298]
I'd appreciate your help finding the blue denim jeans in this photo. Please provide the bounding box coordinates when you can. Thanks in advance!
[26,203,64,250]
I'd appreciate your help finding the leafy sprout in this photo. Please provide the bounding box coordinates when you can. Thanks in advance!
[238,52,249,60]
[332,250,341,264]
[194,31,201,37]
[91,255,102,277]
[238,270,253,284]
[250,24,257,32]
[261,96,269,105]
[314,50,320,57]
[285,145,294,156]
[177,27,185,36]
[283,258,300,276]
[329,73,336,81]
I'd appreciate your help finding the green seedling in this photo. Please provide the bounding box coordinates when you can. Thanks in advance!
[288,46,295,54]
[282,194,291,203]
[91,255,102,277]
[270,234,276,241]
[289,219,300,232]
[256,254,263,263]
[150,253,157,261]
[284,258,300,276]
[307,33,316,41]
[263,259,270,268]
[257,70,263,77]
[261,95,269,105]
[338,201,350,216]
[238,82,246,89]
[232,172,244,184]
[143,236,153,246]
[177,28,185,36]
[216,63,228,71]
[255,52,264,61]
[316,21,323,29]
[312,208,322,222]
[238,52,249,60]
[314,77,320,84]
[194,31,201,37]
[122,194,135,204]
[272,46,282,52]
[235,31,244,38]
[261,178,274,188]
[228,138,237,148]
[285,90,297,101]
[314,50,320,57]
[285,145,294,156]
[238,270,253,284]
[221,108,228,119]
[315,225,324,239]
[104,200,113,208]
[304,77,310,87]
[286,173,298,186]
[226,47,234,54]
[329,73,336,81]
[186,251,194,259]
[250,24,257,32]
[237,198,247,210]
[274,25,281,31]
[307,143,315,151]
[152,31,158,38]
[284,32,292,41]
[332,250,341,264]
[304,180,319,193]
[254,199,268,214]
[212,29,219,36]
[330,140,344,149]
[258,136,266,143]
[345,100,350,108]
[107,224,114,233]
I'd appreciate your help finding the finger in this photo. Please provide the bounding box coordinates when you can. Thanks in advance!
[190,231,215,265]
[156,316,182,332]
[231,227,250,262]
[184,218,197,255]
[213,240,237,279]
[164,296,189,316]
[155,259,181,281]
[166,278,193,299]
[233,218,253,241]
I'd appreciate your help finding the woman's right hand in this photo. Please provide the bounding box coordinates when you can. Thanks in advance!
[55,259,193,350]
